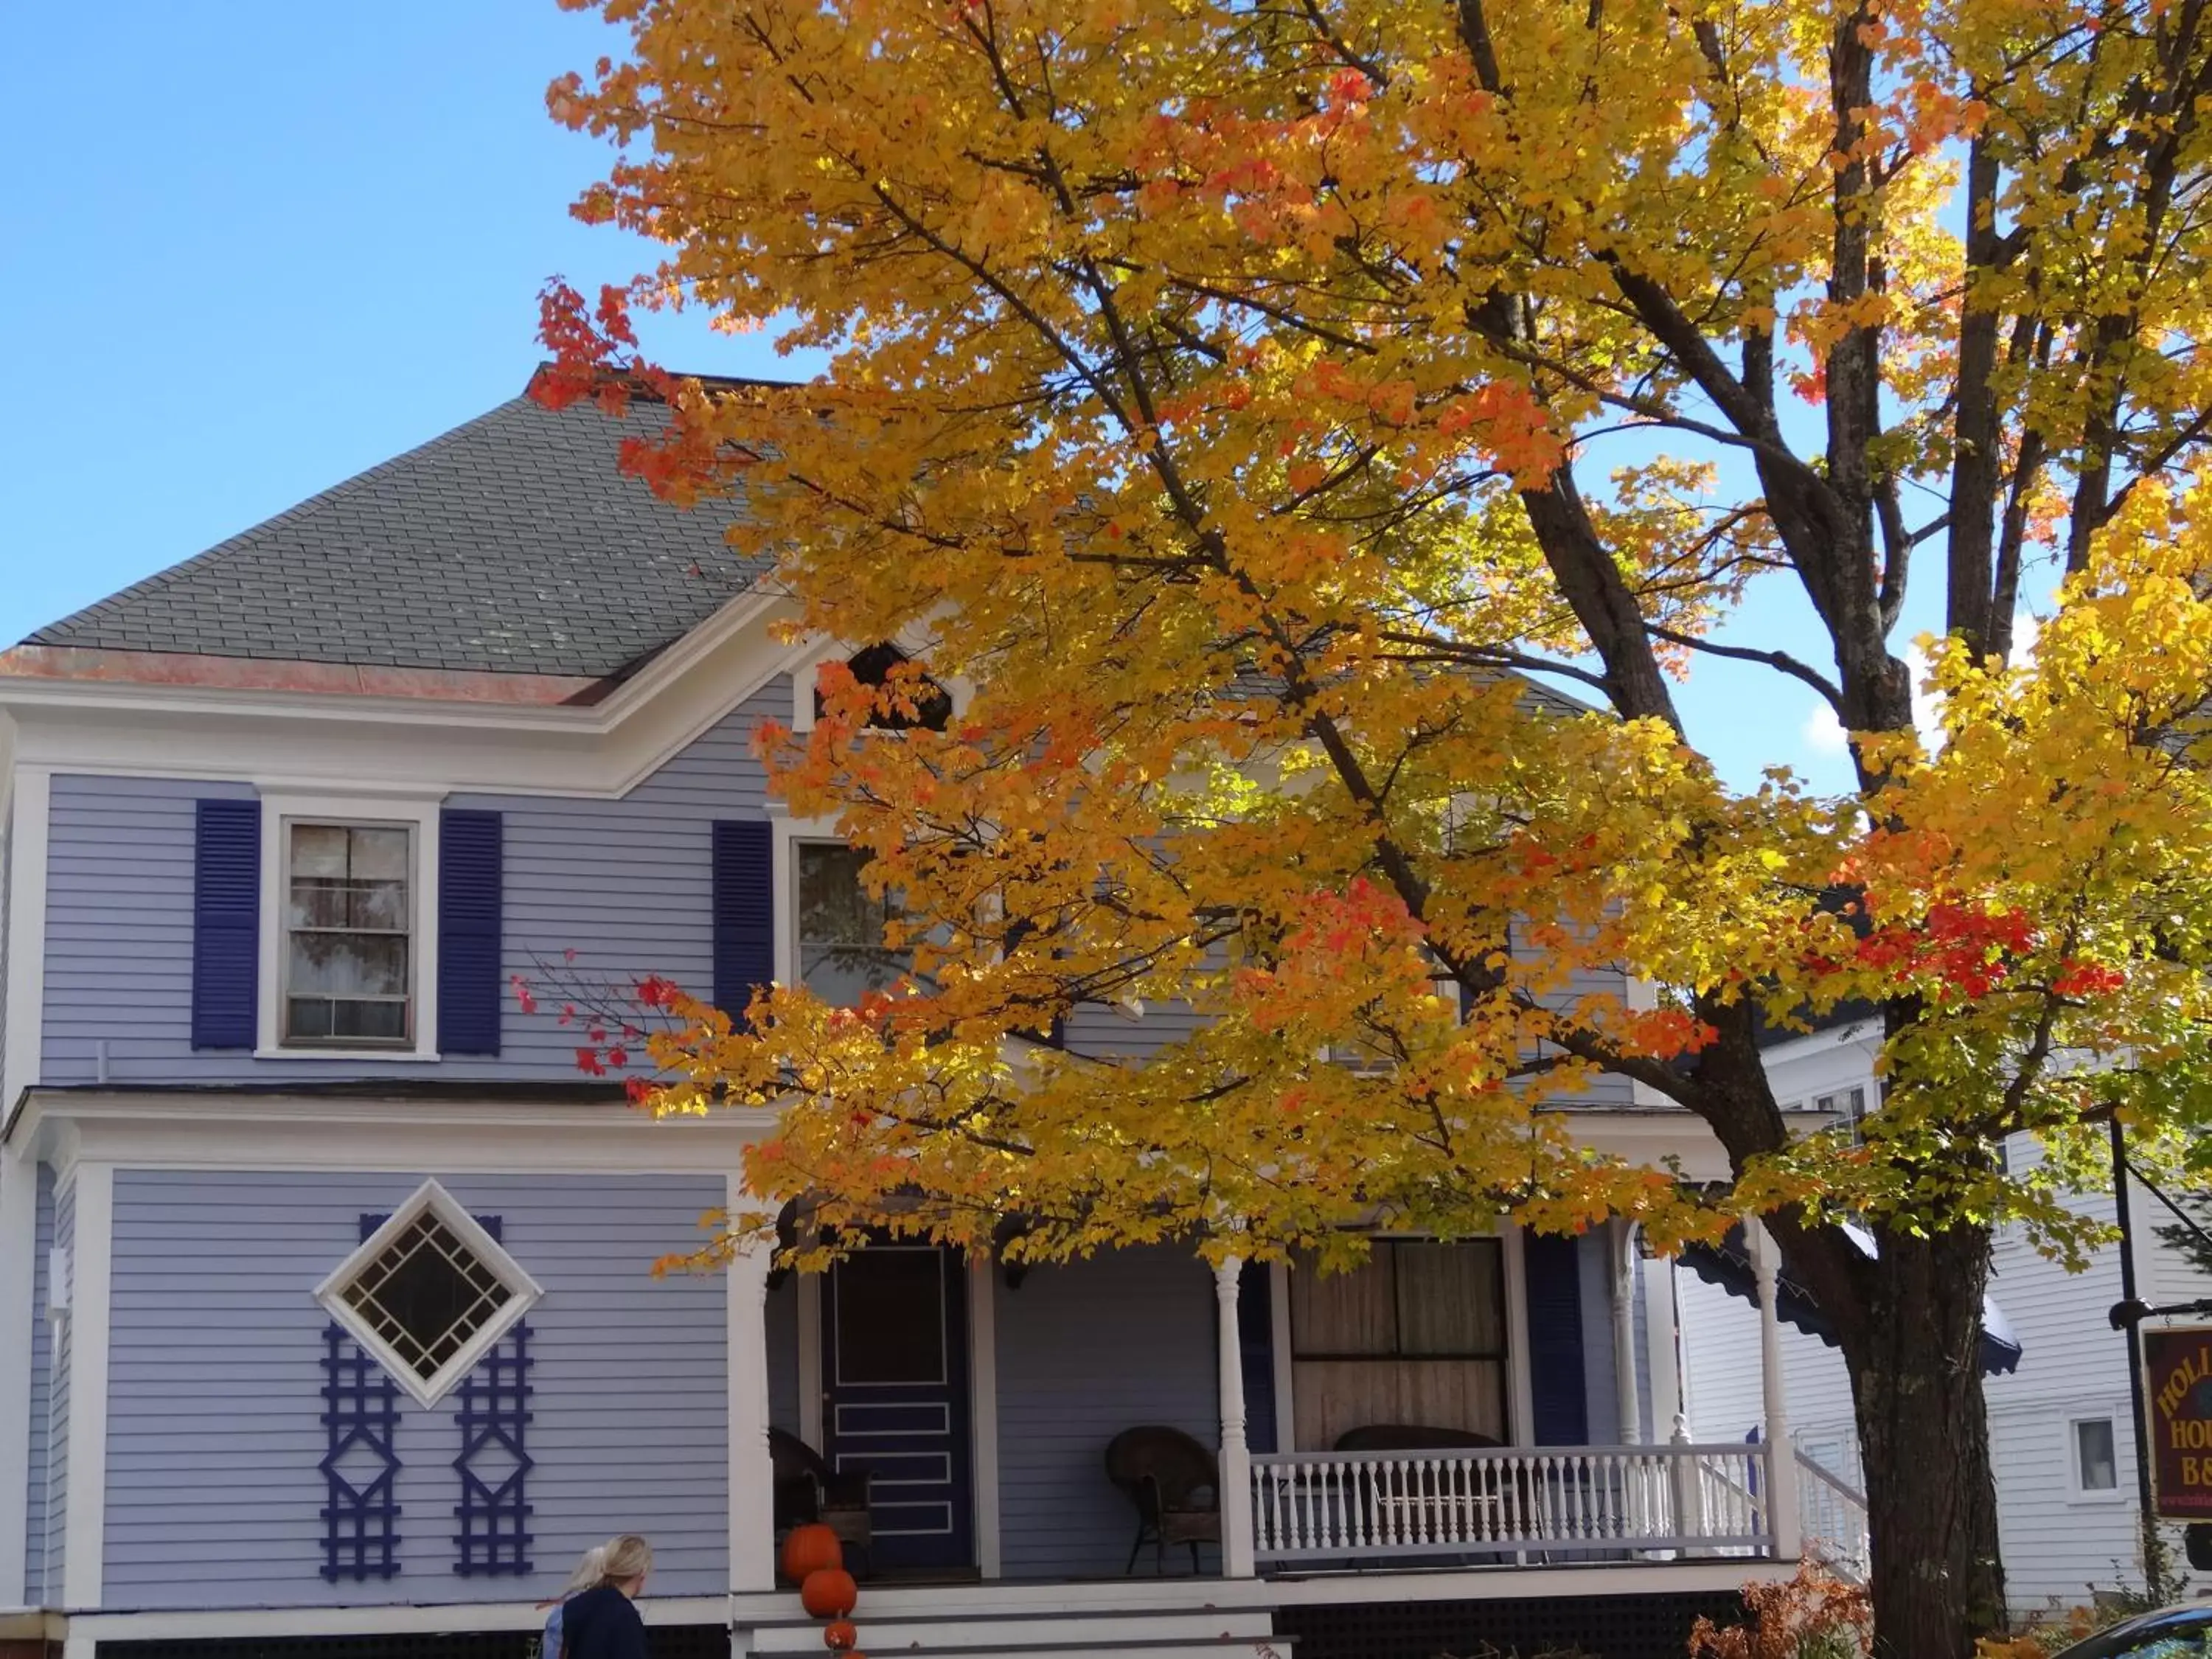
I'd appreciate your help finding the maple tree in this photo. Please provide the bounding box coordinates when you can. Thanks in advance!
[534,0,2212,1651]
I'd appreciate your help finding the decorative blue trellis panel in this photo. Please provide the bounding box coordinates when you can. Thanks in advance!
[452,1322,535,1576]
[318,1324,403,1582]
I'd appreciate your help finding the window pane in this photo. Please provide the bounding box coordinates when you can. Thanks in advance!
[289,933,408,995]
[1290,1251,1397,1357]
[290,824,352,878]
[833,1249,947,1385]
[1395,1242,1504,1355]
[798,842,913,1006]
[799,844,887,945]
[2078,1419,2118,1490]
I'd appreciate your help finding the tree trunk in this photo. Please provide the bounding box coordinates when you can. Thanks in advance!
[1837,1222,2008,1659]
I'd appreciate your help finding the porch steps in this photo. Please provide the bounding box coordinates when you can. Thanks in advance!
[740,1602,1286,1659]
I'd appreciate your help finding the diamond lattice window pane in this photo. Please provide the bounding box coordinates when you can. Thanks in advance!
[316,1180,540,1406]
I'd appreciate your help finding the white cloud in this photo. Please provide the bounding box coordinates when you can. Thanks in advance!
[1802,701,1849,756]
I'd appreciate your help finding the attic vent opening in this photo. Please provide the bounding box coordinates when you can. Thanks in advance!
[819,641,953,732]
[316,1180,540,1407]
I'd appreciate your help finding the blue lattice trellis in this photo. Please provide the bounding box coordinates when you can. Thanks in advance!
[319,1323,403,1581]
[452,1321,535,1575]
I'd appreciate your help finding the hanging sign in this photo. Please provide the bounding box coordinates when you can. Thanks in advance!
[2146,1325,2212,1518]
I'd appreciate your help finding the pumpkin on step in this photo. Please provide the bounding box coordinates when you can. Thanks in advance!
[781,1523,844,1584]
[801,1567,860,1620]
[824,1619,859,1651]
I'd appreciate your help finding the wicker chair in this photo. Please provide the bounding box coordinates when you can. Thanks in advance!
[1104,1426,1221,1575]
[769,1427,873,1575]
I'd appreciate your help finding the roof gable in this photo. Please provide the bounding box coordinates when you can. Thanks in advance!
[27,392,767,680]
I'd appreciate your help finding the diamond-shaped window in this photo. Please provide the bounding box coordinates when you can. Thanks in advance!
[314,1180,540,1406]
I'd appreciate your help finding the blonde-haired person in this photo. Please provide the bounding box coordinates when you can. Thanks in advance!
[553,1534,653,1659]
[539,1543,608,1659]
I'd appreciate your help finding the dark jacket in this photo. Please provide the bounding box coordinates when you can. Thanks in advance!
[557,1583,647,1659]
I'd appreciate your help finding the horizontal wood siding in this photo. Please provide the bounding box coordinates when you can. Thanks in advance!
[992,1246,1218,1580]
[38,684,789,1084]
[101,1169,728,1611]
[46,1175,72,1604]
[23,1162,52,1605]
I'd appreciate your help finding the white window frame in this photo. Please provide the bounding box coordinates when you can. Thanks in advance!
[257,793,442,1060]
[787,637,972,737]
[313,1178,541,1408]
[2067,1412,2126,1502]
[782,824,920,1009]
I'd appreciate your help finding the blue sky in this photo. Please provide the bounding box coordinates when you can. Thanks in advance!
[1,1,1967,796]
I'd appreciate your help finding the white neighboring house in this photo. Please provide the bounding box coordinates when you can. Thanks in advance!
[1674,1016,2212,1615]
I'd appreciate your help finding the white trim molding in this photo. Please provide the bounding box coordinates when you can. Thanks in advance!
[728,1183,779,1593]
[1500,1223,1537,1448]
[0,591,814,803]
[60,1160,111,1612]
[6,1089,778,1186]
[255,793,442,1061]
[312,1178,543,1408]
[0,1144,38,1602]
[4,766,50,1113]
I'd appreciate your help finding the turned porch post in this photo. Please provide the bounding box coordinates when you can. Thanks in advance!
[1610,1219,1641,1443]
[1214,1255,1256,1576]
[1750,1220,1804,1560]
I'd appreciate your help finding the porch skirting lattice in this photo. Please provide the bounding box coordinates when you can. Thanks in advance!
[1276,1590,1747,1659]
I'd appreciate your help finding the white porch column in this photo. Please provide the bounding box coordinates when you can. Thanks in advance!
[1750,1220,1803,1560]
[1610,1220,1641,1443]
[0,1145,35,1603]
[1213,1256,1256,1577]
[62,1161,112,1613]
[726,1198,778,1593]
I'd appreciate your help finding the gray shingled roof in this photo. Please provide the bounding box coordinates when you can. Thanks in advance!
[27,391,768,678]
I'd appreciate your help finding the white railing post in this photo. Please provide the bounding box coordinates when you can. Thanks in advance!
[1214,1255,1256,1576]
[1750,1220,1804,1560]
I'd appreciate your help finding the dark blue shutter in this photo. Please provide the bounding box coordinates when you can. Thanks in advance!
[712,821,775,1021]
[1524,1231,1589,1445]
[192,799,261,1049]
[438,810,503,1055]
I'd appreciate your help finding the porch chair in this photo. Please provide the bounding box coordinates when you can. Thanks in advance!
[769,1427,874,1576]
[1104,1425,1221,1576]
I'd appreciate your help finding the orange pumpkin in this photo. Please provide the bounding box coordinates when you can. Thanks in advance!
[781,1524,844,1584]
[824,1620,860,1651]
[801,1567,860,1619]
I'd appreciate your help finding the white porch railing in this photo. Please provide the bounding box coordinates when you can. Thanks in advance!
[1794,1447,1871,1583]
[1250,1444,1777,1563]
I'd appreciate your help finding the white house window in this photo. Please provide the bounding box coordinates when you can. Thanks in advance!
[315,1180,540,1407]
[818,641,953,733]
[282,821,414,1046]
[1287,1239,1507,1451]
[797,841,914,1006]
[2073,1416,2121,1495]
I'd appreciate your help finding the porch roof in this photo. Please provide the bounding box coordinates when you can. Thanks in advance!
[1679,1222,2024,1377]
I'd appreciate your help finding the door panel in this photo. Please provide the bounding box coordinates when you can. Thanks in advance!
[822,1245,974,1573]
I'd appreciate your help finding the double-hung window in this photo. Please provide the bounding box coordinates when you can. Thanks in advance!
[796,841,914,1007]
[282,819,415,1046]
[1287,1238,1508,1451]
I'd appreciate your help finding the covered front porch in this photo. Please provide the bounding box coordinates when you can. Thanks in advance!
[723,1183,1826,1593]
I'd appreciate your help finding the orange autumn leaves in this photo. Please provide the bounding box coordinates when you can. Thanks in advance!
[528,0,2212,1279]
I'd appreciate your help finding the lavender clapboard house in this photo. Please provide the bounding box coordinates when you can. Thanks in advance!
[0,372,1811,1659]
